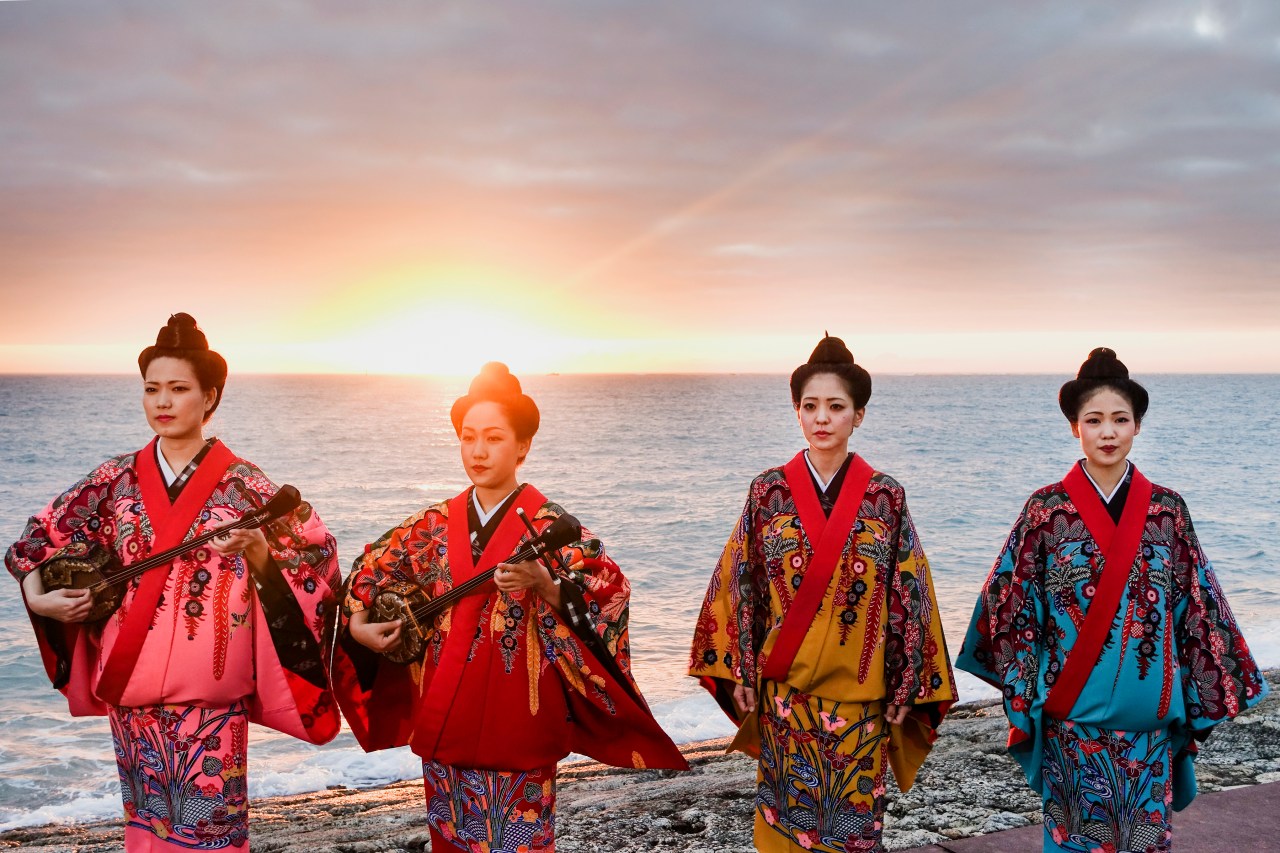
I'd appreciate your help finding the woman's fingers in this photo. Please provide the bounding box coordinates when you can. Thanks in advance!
[349,613,403,653]
[494,559,544,592]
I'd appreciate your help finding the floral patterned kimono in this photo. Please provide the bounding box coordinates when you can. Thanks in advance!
[332,484,687,853]
[690,451,955,853]
[956,461,1268,853]
[5,438,342,851]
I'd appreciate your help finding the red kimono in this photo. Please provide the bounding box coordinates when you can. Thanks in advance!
[332,484,686,850]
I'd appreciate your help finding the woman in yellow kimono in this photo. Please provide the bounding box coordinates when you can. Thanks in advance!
[689,334,955,853]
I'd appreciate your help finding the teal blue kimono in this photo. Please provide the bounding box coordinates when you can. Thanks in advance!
[957,463,1266,851]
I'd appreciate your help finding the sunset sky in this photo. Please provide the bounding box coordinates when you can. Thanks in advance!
[2,1,1278,375]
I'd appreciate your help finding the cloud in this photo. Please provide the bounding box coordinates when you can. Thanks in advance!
[0,0,1278,370]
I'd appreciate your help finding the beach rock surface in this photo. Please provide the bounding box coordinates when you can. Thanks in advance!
[4,670,1275,852]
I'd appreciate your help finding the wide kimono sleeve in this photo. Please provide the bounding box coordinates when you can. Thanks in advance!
[329,509,433,753]
[1171,495,1268,727]
[538,519,689,770]
[236,465,343,745]
[688,480,764,725]
[5,458,129,708]
[955,494,1047,789]
[882,486,956,790]
[6,463,123,581]
[1166,494,1268,806]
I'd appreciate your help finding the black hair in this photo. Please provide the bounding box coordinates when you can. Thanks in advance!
[450,362,541,443]
[1058,347,1150,424]
[788,334,872,409]
[137,313,228,422]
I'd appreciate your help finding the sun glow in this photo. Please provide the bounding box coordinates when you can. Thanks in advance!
[284,265,601,376]
[324,303,594,376]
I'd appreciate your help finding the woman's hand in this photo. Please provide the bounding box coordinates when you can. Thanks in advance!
[733,683,758,716]
[210,528,271,573]
[885,703,910,726]
[494,559,562,610]
[22,570,94,623]
[348,608,403,655]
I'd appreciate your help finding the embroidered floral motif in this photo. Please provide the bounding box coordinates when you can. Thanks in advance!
[423,760,555,852]
[111,702,250,850]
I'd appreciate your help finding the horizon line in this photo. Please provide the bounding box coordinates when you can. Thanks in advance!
[2,369,1278,379]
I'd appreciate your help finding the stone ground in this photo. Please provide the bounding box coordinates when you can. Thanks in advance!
[3,670,1275,852]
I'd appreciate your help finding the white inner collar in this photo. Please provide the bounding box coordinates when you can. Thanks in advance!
[803,450,845,492]
[155,442,179,486]
[472,488,517,527]
[1083,459,1131,503]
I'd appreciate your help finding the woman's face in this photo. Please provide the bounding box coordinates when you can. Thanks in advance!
[143,356,216,443]
[795,372,864,454]
[459,401,531,493]
[1071,387,1140,470]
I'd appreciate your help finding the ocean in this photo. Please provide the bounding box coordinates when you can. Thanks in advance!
[1,373,1276,829]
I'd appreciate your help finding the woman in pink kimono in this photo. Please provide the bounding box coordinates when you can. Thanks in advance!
[5,313,342,851]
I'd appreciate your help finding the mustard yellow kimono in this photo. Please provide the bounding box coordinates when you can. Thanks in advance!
[690,453,955,852]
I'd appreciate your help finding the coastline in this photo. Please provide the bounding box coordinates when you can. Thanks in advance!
[3,669,1275,852]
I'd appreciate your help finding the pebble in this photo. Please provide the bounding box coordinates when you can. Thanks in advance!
[3,671,1274,853]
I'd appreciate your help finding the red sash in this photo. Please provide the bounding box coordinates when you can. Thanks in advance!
[1044,462,1153,720]
[761,452,874,683]
[410,485,548,755]
[97,438,236,705]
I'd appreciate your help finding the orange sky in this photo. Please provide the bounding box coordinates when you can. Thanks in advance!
[2,2,1278,376]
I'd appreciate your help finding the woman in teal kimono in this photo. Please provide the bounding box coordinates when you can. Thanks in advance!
[956,347,1266,853]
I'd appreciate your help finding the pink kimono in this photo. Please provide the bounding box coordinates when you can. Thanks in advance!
[5,438,341,851]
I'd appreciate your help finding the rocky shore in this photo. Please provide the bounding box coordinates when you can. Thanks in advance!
[4,670,1276,852]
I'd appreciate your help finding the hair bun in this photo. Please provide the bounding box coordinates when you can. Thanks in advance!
[450,361,541,440]
[1076,346,1128,380]
[1058,346,1149,423]
[790,332,871,409]
[138,313,227,421]
[468,361,523,398]
[155,313,210,351]
[807,333,856,366]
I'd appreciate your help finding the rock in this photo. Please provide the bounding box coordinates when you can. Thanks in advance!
[980,811,1030,833]
[3,672,1274,852]
[884,828,947,849]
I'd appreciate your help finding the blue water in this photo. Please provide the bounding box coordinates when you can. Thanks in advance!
[1,373,1276,828]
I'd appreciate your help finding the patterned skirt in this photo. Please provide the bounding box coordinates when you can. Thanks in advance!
[110,701,250,851]
[756,681,890,853]
[1042,718,1173,853]
[422,760,557,852]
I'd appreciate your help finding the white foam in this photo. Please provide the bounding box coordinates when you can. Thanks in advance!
[952,670,1001,704]
[649,691,741,743]
[0,789,120,831]
[250,739,422,798]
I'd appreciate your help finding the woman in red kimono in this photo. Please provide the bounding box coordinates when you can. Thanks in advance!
[689,335,955,853]
[333,361,687,852]
[5,313,342,851]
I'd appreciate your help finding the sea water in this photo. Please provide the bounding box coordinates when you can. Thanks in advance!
[0,373,1275,828]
